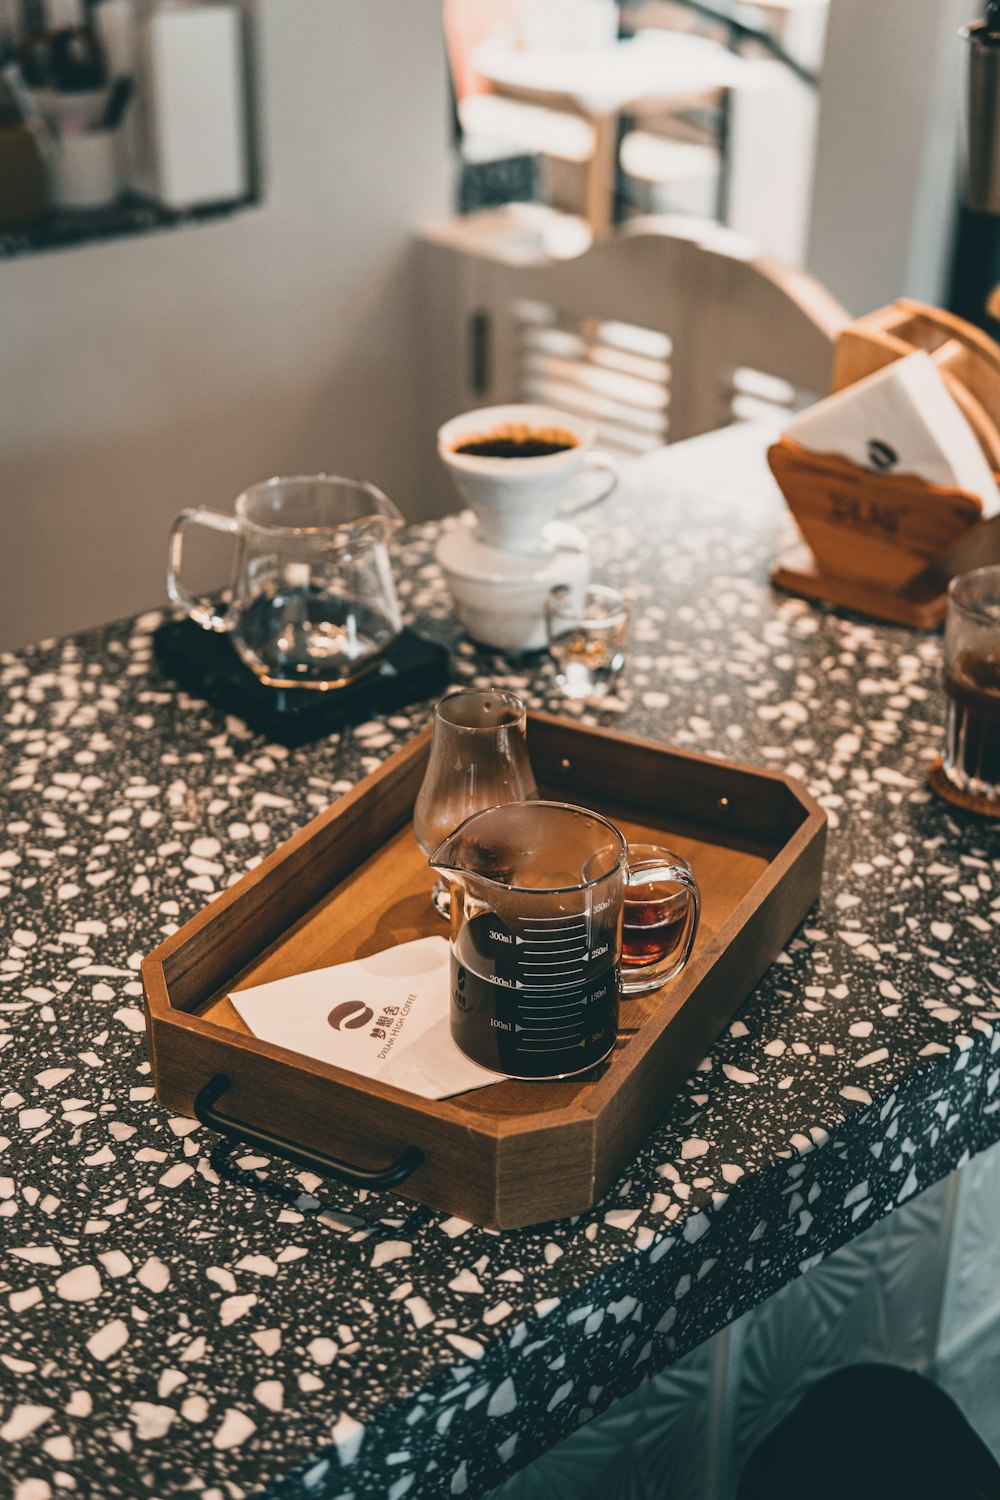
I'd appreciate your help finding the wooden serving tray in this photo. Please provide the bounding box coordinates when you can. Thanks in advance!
[142,715,826,1229]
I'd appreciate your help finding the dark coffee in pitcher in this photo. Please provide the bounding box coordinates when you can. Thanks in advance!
[451,908,619,1081]
[433,801,630,1081]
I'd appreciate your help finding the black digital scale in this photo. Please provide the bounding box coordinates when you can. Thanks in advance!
[153,618,450,747]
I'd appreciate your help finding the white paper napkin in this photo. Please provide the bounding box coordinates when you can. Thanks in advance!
[230,936,506,1100]
[784,350,1000,518]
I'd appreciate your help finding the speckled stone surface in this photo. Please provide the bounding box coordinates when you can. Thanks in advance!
[1,423,999,1500]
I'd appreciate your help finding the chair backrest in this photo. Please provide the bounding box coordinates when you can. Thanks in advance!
[416,212,849,463]
[443,0,518,103]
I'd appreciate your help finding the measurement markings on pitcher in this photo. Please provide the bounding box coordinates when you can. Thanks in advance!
[520,954,588,972]
[518,998,587,1006]
[455,905,618,1061]
[514,956,605,1048]
[518,981,585,992]
[521,915,588,922]
[515,1008,587,1020]
[520,916,591,987]
[521,954,587,968]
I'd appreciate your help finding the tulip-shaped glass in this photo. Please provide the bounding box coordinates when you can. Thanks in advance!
[413,689,538,916]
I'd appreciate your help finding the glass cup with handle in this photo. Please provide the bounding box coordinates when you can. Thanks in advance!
[621,844,700,996]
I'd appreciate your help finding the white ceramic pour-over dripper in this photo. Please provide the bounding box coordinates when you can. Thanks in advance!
[437,404,618,555]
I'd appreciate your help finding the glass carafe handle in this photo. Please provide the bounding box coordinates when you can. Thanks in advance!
[167,508,239,633]
[620,859,700,998]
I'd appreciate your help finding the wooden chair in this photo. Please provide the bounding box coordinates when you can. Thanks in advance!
[615,3,823,240]
[415,213,849,466]
[443,0,751,234]
[443,0,597,186]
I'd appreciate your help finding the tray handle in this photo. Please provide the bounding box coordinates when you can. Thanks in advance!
[194,1074,423,1191]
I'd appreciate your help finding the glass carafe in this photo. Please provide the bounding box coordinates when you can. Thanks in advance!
[412,689,538,916]
[167,475,404,690]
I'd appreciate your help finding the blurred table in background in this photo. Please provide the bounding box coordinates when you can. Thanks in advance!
[472,30,743,236]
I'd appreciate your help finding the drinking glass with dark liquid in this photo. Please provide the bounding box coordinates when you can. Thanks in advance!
[942,567,1000,809]
[620,844,700,997]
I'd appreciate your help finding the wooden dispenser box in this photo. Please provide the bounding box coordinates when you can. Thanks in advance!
[769,300,1000,628]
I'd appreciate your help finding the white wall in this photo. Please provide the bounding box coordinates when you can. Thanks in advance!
[0,0,453,651]
[806,0,969,316]
[727,61,819,268]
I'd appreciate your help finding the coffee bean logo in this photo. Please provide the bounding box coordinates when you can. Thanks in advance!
[327,1000,374,1031]
[867,438,898,472]
[454,966,473,1013]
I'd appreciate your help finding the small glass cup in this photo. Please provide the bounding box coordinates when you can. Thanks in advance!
[545,582,631,700]
[620,844,700,997]
[942,566,1000,806]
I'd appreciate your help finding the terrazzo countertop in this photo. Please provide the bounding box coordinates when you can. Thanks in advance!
[2,423,999,1500]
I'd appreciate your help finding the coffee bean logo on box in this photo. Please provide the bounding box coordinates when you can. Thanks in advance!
[327,1000,374,1031]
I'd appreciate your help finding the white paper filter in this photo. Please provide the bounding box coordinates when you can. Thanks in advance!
[230,936,506,1100]
[784,350,1000,519]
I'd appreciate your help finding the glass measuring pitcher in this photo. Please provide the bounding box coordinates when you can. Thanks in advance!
[430,801,699,1080]
[167,475,404,690]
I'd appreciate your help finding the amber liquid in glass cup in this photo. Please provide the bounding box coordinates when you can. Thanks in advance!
[620,844,700,997]
[622,886,691,967]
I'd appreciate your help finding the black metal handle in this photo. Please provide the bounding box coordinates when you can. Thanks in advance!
[193,1074,423,1191]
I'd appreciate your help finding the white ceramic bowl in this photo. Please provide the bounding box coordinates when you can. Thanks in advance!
[436,512,591,653]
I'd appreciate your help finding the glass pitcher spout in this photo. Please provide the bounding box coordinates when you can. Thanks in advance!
[352,488,404,543]
[427,828,515,901]
[331,484,404,546]
[428,800,625,895]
